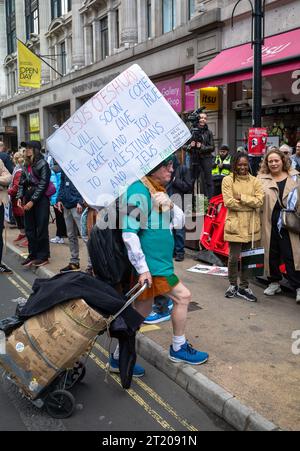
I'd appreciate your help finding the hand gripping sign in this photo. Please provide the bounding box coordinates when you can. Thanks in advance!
[46,64,191,207]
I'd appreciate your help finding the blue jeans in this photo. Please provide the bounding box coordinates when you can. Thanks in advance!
[173,227,185,257]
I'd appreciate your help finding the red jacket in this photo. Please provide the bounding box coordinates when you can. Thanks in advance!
[8,169,24,217]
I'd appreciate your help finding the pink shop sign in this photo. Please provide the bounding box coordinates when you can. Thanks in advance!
[185,74,195,112]
[155,78,182,113]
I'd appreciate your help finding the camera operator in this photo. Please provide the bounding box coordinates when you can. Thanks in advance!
[189,111,215,199]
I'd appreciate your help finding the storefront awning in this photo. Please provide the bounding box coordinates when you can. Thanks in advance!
[186,28,300,90]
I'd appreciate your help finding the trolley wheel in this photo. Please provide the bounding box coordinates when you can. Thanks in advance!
[65,362,86,389]
[45,389,75,419]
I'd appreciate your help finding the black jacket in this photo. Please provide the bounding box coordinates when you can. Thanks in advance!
[171,165,193,195]
[17,156,51,204]
[57,172,83,209]
[167,165,193,208]
[190,125,215,162]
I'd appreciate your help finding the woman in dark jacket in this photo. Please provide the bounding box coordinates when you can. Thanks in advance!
[17,141,51,267]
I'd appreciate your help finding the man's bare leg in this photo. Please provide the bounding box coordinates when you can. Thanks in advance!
[167,282,209,365]
[167,282,191,336]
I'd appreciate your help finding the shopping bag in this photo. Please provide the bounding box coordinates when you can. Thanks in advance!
[241,247,264,277]
[240,211,264,276]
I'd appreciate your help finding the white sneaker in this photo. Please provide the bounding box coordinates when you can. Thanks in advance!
[296,289,300,304]
[57,238,65,244]
[50,236,60,244]
[264,283,282,296]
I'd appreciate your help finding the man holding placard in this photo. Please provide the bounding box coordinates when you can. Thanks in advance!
[117,157,209,371]
[47,65,207,372]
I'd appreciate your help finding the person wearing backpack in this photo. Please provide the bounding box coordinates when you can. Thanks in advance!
[116,156,209,377]
[56,171,88,273]
[16,141,51,267]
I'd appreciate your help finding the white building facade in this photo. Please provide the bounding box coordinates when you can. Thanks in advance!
[0,0,299,151]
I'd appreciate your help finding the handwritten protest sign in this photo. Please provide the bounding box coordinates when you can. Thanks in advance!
[46,64,191,207]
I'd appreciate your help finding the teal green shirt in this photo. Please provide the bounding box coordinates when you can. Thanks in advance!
[122,180,175,276]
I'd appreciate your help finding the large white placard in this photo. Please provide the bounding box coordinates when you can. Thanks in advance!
[46,64,191,207]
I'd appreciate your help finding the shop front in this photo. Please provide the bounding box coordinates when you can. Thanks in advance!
[235,70,300,150]
[154,72,195,117]
[153,72,195,163]
[44,102,71,140]
[186,27,300,152]
[25,111,40,142]
[0,124,18,151]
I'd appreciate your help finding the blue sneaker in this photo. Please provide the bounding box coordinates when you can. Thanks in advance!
[169,342,209,365]
[108,354,145,377]
[144,311,171,324]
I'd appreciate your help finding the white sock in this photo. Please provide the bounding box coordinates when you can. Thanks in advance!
[172,335,186,352]
[113,345,119,360]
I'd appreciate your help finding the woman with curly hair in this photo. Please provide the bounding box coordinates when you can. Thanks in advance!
[258,149,300,303]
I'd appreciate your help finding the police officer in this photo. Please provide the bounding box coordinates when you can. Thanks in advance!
[212,144,232,196]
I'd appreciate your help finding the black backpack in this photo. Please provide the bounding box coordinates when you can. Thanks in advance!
[87,207,132,287]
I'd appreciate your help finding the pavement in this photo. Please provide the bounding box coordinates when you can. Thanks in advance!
[3,222,300,431]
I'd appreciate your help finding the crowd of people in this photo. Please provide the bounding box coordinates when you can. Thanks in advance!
[0,140,90,275]
[0,119,300,375]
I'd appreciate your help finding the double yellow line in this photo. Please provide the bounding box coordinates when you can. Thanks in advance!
[5,270,198,431]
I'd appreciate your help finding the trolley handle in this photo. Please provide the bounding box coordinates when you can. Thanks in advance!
[125,281,149,299]
[109,281,149,323]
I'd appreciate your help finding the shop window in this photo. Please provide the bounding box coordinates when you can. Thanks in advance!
[26,112,40,141]
[162,0,176,34]
[5,0,16,54]
[25,0,39,40]
[100,16,109,60]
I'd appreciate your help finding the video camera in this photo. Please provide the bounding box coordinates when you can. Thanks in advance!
[187,107,206,144]
[187,106,206,127]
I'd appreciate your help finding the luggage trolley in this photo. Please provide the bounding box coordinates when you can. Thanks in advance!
[0,282,148,419]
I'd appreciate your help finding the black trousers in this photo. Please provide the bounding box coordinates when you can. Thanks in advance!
[25,196,50,261]
[0,204,4,263]
[192,157,214,199]
[213,178,224,197]
[15,215,24,230]
[269,227,300,290]
[54,207,67,238]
